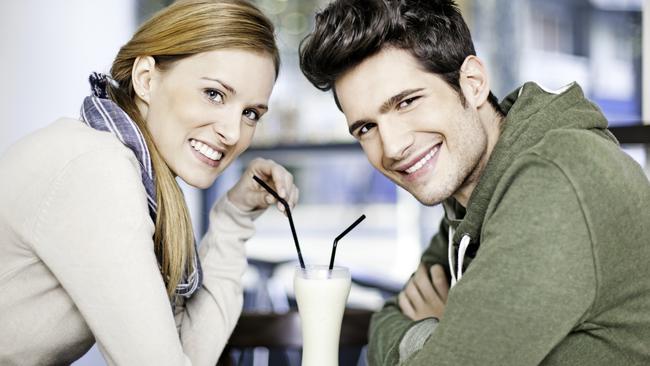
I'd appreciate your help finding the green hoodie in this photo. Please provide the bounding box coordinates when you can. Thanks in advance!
[367,82,650,365]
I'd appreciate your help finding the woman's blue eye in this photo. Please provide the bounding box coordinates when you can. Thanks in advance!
[205,89,223,103]
[243,109,259,121]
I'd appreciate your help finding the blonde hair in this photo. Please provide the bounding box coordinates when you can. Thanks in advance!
[107,0,279,297]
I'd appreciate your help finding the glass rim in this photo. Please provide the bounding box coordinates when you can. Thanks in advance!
[294,264,350,279]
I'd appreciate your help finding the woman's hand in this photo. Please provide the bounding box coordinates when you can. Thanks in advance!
[227,158,299,213]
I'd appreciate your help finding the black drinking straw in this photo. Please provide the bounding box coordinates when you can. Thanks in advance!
[253,175,305,269]
[329,214,366,270]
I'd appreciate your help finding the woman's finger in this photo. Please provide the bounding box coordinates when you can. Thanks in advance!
[269,163,292,199]
[284,185,297,209]
[265,194,274,205]
[289,187,299,209]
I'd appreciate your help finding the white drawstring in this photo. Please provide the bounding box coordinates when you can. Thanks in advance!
[448,225,471,288]
[457,235,471,283]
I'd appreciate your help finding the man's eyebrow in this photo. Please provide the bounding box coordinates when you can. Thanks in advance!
[201,77,236,95]
[379,88,424,114]
[348,88,425,135]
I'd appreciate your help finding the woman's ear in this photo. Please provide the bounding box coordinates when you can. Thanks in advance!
[458,55,491,109]
[132,56,156,104]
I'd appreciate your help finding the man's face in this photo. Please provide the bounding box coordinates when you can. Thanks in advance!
[335,47,490,206]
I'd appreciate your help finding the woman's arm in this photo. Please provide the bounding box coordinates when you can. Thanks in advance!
[31,146,193,365]
[176,157,299,365]
[174,194,261,365]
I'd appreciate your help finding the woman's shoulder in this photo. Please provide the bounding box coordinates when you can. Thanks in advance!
[3,117,140,173]
[1,118,145,206]
[27,118,133,155]
[1,118,150,234]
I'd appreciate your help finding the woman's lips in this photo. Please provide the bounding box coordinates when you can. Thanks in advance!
[189,139,224,168]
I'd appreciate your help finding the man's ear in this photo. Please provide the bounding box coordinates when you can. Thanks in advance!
[132,56,156,104]
[458,55,491,109]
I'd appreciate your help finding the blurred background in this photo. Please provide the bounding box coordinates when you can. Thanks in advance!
[1,0,648,365]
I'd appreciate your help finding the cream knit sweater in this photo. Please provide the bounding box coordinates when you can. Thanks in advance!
[0,118,260,365]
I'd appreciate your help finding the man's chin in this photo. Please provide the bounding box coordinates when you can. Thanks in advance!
[414,194,444,207]
[389,176,448,205]
[409,184,455,206]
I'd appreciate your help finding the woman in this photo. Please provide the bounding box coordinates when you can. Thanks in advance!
[0,0,297,364]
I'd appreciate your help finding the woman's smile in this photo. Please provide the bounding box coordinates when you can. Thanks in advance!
[189,138,224,168]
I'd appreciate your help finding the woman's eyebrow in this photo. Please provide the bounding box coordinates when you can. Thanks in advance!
[201,77,236,95]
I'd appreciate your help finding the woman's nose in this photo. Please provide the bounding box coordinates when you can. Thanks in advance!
[212,108,241,146]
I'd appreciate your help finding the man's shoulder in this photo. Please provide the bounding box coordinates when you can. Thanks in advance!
[505,128,618,181]
[530,128,618,164]
[504,127,648,208]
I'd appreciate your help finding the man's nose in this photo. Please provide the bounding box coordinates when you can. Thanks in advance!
[378,119,413,161]
[211,107,241,146]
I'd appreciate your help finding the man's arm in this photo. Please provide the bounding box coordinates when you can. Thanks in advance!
[405,157,596,365]
[367,217,451,366]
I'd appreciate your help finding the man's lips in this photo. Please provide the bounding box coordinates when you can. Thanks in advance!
[393,143,442,173]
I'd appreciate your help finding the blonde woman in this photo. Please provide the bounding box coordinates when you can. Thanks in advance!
[0,0,298,364]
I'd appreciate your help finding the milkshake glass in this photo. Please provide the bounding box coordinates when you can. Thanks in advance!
[294,265,351,366]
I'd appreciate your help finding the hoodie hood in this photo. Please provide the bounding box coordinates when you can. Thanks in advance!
[447,82,616,248]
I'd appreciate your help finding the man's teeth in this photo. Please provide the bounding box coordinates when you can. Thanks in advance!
[190,139,223,161]
[405,147,438,174]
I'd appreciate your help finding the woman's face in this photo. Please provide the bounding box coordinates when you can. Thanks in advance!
[137,49,276,189]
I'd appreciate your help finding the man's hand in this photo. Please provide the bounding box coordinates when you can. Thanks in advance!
[398,263,449,321]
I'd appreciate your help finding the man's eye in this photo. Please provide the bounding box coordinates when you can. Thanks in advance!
[243,109,260,121]
[398,96,419,109]
[205,89,224,103]
[358,123,376,137]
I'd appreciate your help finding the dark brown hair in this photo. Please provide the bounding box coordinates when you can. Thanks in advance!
[299,0,502,113]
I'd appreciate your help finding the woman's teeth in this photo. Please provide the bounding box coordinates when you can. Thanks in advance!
[405,146,438,174]
[190,139,223,161]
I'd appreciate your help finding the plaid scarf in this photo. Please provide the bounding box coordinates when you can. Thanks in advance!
[80,72,202,298]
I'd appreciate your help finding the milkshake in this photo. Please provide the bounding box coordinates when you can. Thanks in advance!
[294,265,352,366]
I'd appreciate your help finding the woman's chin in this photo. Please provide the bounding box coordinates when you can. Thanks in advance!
[180,172,219,190]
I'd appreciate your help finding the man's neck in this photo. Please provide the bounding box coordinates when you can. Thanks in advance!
[453,106,504,207]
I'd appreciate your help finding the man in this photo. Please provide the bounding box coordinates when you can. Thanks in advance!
[299,0,650,365]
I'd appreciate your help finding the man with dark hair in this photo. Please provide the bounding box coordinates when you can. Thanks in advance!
[299,0,650,365]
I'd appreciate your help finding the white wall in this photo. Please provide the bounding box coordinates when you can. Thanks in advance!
[0,0,135,153]
[0,2,135,365]
[0,0,206,233]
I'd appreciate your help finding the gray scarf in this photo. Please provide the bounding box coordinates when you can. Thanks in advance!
[80,72,202,298]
